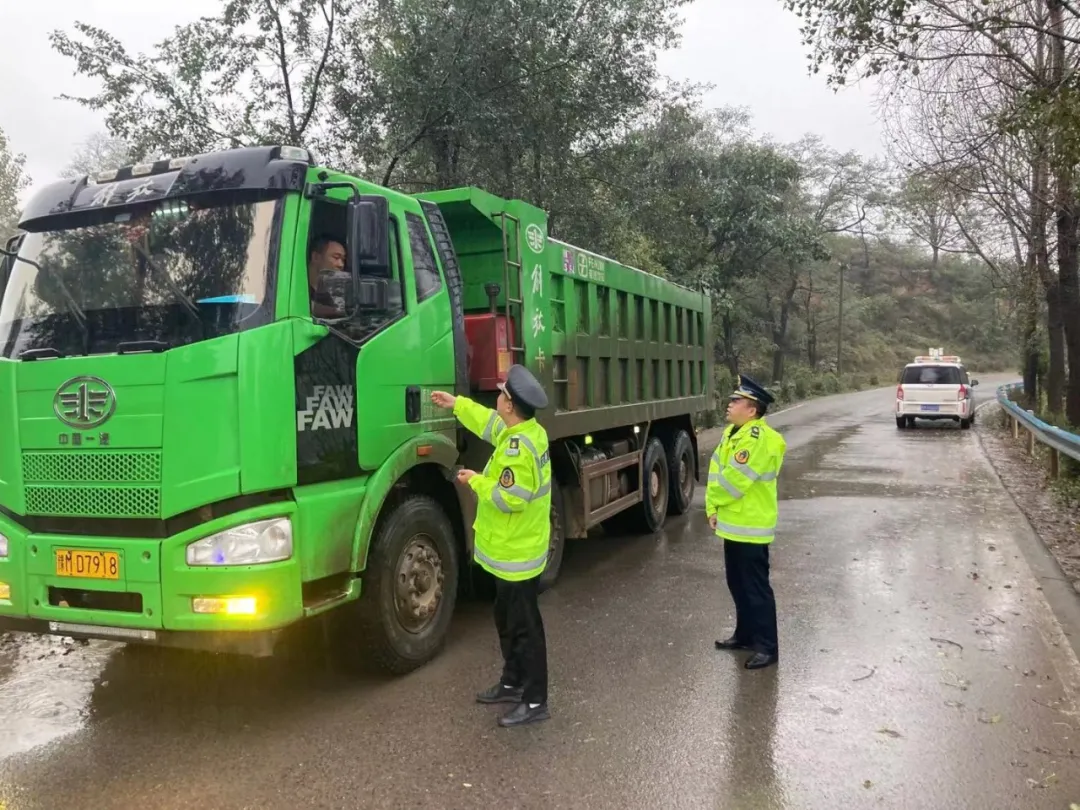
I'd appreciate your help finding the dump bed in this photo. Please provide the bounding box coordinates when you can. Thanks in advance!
[419,187,712,439]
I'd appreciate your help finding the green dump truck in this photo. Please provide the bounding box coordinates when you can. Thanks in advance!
[0,145,712,672]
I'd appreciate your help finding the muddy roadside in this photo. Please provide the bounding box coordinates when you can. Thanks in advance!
[975,405,1080,597]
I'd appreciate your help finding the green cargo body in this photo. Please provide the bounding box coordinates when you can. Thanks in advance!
[423,187,713,436]
[0,146,712,671]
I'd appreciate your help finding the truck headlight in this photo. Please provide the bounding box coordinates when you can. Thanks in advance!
[186,518,292,566]
[0,533,8,558]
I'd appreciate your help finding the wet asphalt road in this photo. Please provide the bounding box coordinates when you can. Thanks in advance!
[2,376,1080,810]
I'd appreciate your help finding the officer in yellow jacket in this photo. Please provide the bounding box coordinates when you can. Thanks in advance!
[706,374,787,670]
[430,364,552,727]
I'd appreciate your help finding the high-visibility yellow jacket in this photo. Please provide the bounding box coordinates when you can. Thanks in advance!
[453,396,552,581]
[705,418,786,544]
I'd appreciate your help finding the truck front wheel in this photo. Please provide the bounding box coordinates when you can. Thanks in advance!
[353,495,459,675]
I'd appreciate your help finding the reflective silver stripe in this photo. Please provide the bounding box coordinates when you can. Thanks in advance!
[493,478,552,506]
[709,473,743,499]
[713,520,774,538]
[729,461,777,482]
[491,488,514,513]
[474,547,548,573]
[482,412,501,443]
[516,435,546,469]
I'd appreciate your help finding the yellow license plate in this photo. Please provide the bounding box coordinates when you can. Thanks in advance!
[54,550,120,580]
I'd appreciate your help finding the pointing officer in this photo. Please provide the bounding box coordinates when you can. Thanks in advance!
[706,374,787,670]
[430,364,553,727]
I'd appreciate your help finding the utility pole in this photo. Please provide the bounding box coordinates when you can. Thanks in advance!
[836,262,847,375]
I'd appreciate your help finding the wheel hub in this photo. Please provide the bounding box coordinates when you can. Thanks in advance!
[650,468,661,499]
[394,535,444,634]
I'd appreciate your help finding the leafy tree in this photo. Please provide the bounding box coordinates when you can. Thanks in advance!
[50,0,350,161]
[61,133,136,179]
[0,127,30,241]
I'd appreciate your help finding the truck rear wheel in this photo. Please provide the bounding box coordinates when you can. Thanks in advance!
[665,429,696,516]
[353,495,459,675]
[614,436,669,534]
[538,481,566,594]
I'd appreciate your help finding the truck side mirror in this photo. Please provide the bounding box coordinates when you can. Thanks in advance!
[347,195,390,279]
[0,234,23,294]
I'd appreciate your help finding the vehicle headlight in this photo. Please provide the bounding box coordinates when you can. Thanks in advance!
[186,518,292,566]
[0,533,8,558]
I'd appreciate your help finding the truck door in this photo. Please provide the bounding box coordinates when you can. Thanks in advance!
[294,194,407,483]
[352,209,456,469]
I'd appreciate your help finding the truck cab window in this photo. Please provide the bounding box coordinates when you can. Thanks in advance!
[307,234,347,319]
[406,213,442,302]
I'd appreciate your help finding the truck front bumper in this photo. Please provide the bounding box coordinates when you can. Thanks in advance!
[0,502,304,655]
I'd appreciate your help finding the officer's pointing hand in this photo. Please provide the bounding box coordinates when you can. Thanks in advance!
[456,468,477,485]
[431,391,456,409]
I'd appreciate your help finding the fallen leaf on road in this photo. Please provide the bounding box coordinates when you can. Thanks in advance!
[863,780,873,789]
[876,728,902,738]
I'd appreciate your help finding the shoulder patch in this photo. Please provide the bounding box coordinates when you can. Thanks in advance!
[734,449,750,465]
[499,467,516,488]
[750,426,761,439]
[505,436,520,457]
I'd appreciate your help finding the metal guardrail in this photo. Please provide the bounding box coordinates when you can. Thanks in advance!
[996,381,1080,476]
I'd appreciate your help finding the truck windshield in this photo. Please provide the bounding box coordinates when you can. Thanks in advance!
[0,197,279,359]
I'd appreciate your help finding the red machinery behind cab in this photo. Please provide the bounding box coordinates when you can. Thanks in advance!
[463,313,514,391]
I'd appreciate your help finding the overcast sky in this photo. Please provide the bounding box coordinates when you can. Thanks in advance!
[0,0,884,192]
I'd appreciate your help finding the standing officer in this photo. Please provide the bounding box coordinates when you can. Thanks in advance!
[430,364,553,727]
[706,374,787,670]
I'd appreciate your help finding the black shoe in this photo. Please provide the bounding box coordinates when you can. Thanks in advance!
[715,636,749,651]
[498,701,550,727]
[744,652,778,670]
[476,683,523,704]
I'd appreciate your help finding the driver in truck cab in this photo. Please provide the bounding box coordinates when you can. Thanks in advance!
[307,235,346,319]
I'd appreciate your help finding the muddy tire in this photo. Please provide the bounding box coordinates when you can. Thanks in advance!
[538,481,566,594]
[351,495,459,675]
[960,418,972,430]
[665,429,696,516]
[895,417,906,429]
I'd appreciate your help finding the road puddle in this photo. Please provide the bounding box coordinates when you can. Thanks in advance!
[0,634,115,760]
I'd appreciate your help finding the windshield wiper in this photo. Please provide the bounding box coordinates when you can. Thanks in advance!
[117,340,170,354]
[19,347,64,360]
[128,243,205,337]
[0,246,90,353]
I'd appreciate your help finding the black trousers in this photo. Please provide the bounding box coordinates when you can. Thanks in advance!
[724,539,778,656]
[493,575,548,704]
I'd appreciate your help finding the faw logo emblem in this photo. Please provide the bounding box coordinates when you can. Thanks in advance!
[297,384,354,432]
[54,376,117,429]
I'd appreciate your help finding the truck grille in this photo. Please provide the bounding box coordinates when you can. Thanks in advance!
[21,451,162,518]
